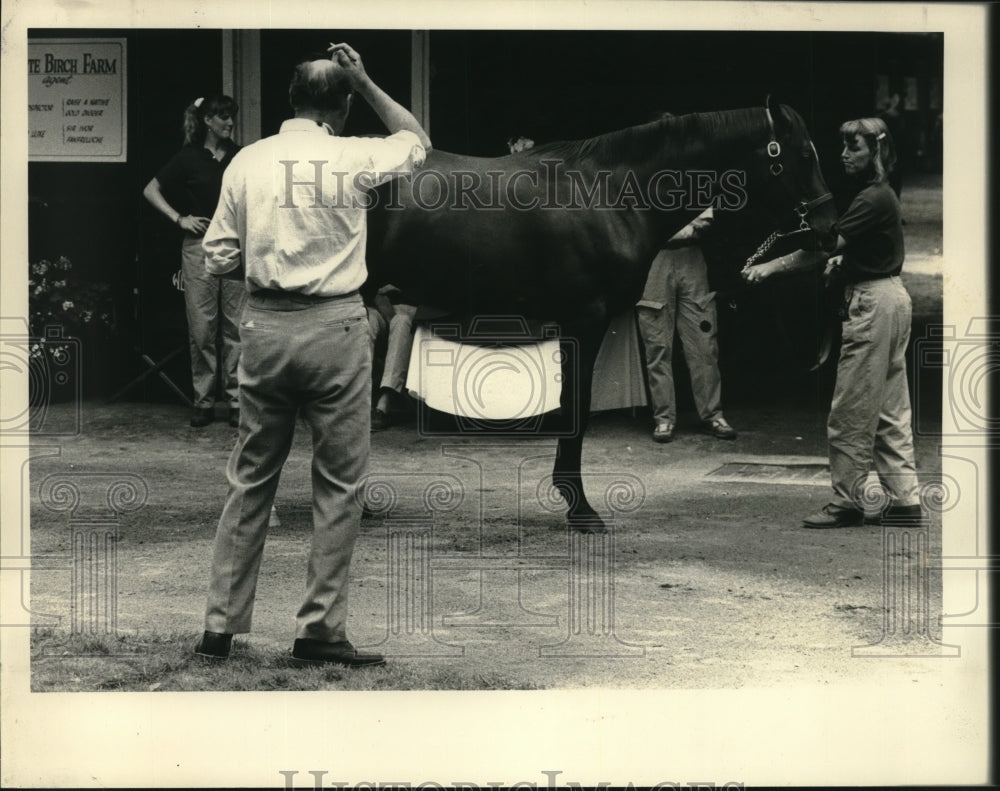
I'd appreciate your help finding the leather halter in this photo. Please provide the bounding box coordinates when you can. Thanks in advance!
[744,104,834,269]
[740,105,838,373]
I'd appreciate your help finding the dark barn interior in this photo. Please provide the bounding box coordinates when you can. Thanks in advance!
[26,28,943,412]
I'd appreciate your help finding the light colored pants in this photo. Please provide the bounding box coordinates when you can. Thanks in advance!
[828,276,920,509]
[366,302,417,395]
[204,291,370,642]
[181,236,246,408]
[637,255,723,424]
[379,303,417,393]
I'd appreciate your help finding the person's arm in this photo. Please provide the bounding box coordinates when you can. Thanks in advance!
[142,177,211,235]
[741,247,829,284]
[202,170,243,279]
[328,42,432,152]
[664,209,713,249]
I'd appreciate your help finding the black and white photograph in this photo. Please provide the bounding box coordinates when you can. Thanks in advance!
[1,0,993,787]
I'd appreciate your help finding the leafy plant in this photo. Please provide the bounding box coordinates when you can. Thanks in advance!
[28,256,115,357]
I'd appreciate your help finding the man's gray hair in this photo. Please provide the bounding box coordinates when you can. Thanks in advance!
[289,56,352,113]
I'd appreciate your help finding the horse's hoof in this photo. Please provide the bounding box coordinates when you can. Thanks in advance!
[568,513,608,534]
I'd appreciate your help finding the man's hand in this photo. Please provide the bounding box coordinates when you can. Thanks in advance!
[741,261,775,285]
[328,42,368,86]
[743,249,827,285]
[327,40,431,151]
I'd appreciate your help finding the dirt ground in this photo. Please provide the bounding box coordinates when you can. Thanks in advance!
[24,376,946,691]
[23,174,954,692]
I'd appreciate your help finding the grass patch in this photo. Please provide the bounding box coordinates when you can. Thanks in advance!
[29,628,539,692]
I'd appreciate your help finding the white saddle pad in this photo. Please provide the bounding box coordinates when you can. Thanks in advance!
[406,326,563,419]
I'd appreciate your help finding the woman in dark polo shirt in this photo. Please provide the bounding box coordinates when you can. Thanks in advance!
[743,117,922,529]
[143,94,245,428]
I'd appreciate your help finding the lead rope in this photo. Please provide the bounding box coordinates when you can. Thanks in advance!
[741,229,781,271]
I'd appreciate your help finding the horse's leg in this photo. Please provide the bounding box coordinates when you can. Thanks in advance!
[553,310,610,533]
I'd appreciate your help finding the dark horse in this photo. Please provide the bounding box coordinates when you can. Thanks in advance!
[364,99,837,531]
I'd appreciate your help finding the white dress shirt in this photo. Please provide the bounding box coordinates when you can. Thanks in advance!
[204,119,425,297]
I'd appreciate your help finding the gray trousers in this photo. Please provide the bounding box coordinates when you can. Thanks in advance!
[204,291,370,642]
[181,236,246,408]
[637,254,723,424]
[829,276,920,509]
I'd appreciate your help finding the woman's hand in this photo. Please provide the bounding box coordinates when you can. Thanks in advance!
[823,255,844,286]
[178,215,211,235]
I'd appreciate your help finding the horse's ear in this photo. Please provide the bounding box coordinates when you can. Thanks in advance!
[765,94,788,132]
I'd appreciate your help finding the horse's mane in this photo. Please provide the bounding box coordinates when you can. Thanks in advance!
[525,106,771,164]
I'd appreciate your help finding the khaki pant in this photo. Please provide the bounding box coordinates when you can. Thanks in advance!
[204,291,370,642]
[828,276,920,509]
[181,236,246,408]
[637,253,723,424]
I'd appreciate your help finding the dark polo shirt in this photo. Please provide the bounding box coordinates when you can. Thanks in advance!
[837,182,905,282]
[156,140,239,219]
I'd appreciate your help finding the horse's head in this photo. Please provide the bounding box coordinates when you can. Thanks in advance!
[743,97,839,260]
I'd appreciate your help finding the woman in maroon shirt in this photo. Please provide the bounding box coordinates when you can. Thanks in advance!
[143,95,245,428]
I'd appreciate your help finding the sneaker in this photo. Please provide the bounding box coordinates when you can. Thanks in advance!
[703,416,737,440]
[802,503,865,529]
[652,421,674,443]
[190,407,214,428]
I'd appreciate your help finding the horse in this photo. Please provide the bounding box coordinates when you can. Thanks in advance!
[364,98,838,532]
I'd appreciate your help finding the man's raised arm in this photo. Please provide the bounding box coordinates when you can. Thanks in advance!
[328,42,432,152]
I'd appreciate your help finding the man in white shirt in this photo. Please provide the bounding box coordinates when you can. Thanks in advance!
[195,43,430,667]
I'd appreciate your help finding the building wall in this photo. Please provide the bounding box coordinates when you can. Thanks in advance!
[25,28,942,402]
[29,28,224,399]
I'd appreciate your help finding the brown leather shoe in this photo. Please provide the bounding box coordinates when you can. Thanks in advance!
[802,503,865,529]
[291,638,386,668]
[194,631,232,659]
